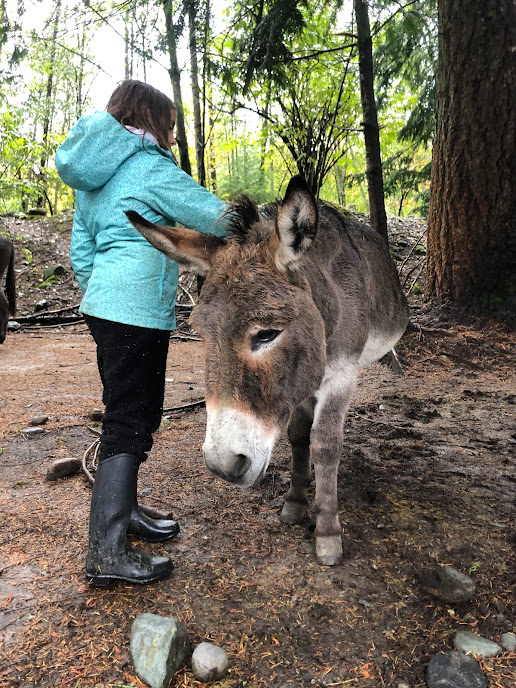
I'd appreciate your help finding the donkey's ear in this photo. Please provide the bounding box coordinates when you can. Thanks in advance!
[272,176,318,272]
[125,211,224,276]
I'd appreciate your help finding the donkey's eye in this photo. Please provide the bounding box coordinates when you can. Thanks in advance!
[251,329,282,351]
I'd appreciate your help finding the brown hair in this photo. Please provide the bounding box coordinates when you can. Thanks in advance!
[106,79,175,152]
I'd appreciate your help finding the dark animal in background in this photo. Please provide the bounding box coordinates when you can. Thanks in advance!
[127,176,409,566]
[0,237,16,344]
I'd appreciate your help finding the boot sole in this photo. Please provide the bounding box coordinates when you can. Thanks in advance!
[86,567,173,587]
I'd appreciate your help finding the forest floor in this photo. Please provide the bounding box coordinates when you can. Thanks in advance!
[0,213,514,688]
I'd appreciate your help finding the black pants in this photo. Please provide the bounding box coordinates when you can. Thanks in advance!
[85,315,170,463]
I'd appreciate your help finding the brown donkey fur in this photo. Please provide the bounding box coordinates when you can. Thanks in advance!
[127,176,409,565]
[0,237,16,344]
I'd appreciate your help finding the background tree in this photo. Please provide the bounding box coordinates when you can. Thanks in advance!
[354,0,387,240]
[426,0,516,313]
[162,0,192,174]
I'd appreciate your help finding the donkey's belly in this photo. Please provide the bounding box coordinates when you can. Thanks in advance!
[358,328,405,367]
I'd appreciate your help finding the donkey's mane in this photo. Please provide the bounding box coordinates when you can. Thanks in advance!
[225,197,280,244]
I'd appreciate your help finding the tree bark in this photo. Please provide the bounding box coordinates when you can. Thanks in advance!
[354,0,388,241]
[188,0,206,186]
[426,0,516,311]
[163,0,192,175]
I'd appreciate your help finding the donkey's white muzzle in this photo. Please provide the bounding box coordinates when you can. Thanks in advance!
[203,406,279,487]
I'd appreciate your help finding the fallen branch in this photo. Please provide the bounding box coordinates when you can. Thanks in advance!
[13,303,81,321]
[170,333,202,342]
[163,399,206,413]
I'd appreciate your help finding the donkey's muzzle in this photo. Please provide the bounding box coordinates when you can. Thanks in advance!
[205,452,252,485]
[203,405,279,488]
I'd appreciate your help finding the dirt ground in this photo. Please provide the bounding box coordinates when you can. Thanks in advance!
[0,215,514,688]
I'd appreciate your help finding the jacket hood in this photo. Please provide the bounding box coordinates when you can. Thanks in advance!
[55,111,172,191]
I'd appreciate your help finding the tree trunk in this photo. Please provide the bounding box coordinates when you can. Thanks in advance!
[335,164,347,207]
[188,0,206,186]
[426,0,516,311]
[163,0,192,175]
[354,0,388,241]
[38,0,61,212]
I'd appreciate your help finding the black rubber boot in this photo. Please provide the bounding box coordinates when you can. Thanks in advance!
[85,453,173,586]
[127,507,180,543]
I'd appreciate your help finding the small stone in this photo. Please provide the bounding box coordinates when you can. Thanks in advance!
[500,632,516,652]
[398,683,410,688]
[7,320,20,331]
[46,457,82,481]
[426,651,486,688]
[87,408,104,421]
[21,427,45,437]
[43,264,66,280]
[34,299,48,312]
[130,613,190,688]
[30,415,49,426]
[420,565,476,603]
[358,598,373,608]
[453,631,502,658]
[191,642,229,682]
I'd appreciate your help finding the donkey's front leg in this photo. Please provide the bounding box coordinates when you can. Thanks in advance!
[311,366,358,565]
[280,397,316,525]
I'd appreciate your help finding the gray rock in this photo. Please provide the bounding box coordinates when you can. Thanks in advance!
[420,565,476,603]
[453,631,502,657]
[43,264,66,280]
[34,299,48,312]
[130,613,190,688]
[426,651,486,687]
[500,632,516,652]
[21,427,45,437]
[46,457,82,481]
[30,415,49,426]
[7,320,20,331]
[191,642,229,682]
[87,408,104,421]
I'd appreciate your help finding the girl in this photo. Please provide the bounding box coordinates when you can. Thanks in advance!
[56,80,228,586]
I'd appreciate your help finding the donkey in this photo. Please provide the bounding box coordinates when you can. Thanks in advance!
[127,176,409,565]
[0,237,16,344]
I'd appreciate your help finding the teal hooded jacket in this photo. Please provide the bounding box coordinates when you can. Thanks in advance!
[55,111,228,330]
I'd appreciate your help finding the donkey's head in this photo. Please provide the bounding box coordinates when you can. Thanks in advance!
[127,176,326,487]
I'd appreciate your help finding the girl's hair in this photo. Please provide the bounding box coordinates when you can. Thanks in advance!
[106,79,175,151]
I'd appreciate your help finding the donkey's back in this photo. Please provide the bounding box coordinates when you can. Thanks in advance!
[300,203,409,367]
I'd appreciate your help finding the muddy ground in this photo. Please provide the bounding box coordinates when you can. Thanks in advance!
[0,215,514,688]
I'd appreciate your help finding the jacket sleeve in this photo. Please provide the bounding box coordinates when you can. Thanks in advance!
[149,157,229,237]
[69,201,96,294]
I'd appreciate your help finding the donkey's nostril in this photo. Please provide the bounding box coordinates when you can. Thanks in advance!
[233,453,251,479]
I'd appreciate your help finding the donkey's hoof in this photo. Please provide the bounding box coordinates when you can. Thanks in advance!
[316,535,342,566]
[279,501,307,525]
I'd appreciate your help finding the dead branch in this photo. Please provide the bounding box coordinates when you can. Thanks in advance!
[163,399,206,413]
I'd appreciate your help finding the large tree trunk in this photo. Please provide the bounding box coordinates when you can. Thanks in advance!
[426,0,516,312]
[354,0,388,241]
[163,0,192,175]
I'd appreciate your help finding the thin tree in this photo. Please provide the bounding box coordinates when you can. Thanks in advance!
[426,0,516,313]
[354,0,387,240]
[162,0,192,174]
[187,0,206,186]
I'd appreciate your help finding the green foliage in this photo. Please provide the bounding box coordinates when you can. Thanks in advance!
[373,0,438,145]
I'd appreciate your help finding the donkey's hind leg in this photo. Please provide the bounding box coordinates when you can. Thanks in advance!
[280,396,316,525]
